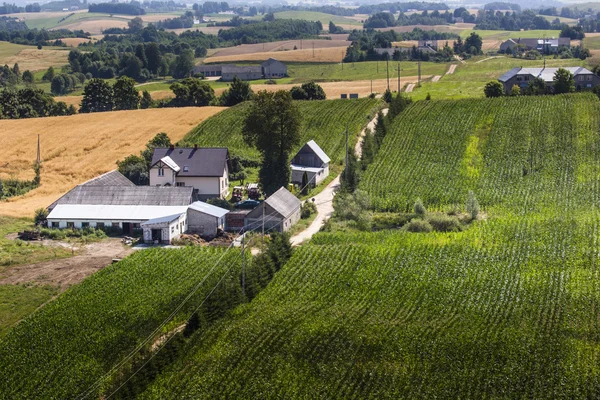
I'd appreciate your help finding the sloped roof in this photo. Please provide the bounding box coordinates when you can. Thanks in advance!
[305,140,330,164]
[221,65,262,74]
[499,67,593,83]
[498,67,521,82]
[49,186,193,209]
[188,201,230,218]
[151,148,228,177]
[160,156,180,172]
[265,187,301,219]
[141,212,185,226]
[48,204,189,221]
[79,170,135,187]
[291,165,324,173]
[261,58,285,67]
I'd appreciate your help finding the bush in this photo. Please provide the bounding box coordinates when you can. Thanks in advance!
[207,198,233,210]
[404,219,433,233]
[414,198,426,216]
[34,208,48,225]
[427,214,462,232]
[301,201,317,219]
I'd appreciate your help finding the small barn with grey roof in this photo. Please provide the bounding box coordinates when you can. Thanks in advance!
[291,140,330,188]
[221,65,263,81]
[244,187,301,233]
[498,66,600,94]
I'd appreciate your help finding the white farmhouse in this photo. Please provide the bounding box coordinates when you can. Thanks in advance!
[150,146,230,200]
[290,140,330,188]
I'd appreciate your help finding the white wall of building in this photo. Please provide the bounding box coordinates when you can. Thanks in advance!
[149,166,176,186]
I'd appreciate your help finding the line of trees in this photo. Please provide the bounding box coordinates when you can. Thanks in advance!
[0,2,41,14]
[79,76,151,113]
[0,87,76,119]
[88,2,145,15]
[364,10,455,28]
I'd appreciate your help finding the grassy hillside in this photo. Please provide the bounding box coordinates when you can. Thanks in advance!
[132,93,600,399]
[180,98,382,162]
[0,247,246,398]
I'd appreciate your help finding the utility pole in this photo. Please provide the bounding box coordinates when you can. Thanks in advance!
[341,52,344,70]
[397,62,400,92]
[261,202,265,243]
[241,232,245,298]
[386,57,390,91]
[345,123,349,181]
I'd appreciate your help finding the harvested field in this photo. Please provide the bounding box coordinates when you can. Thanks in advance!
[0,47,69,72]
[58,37,95,46]
[482,39,502,50]
[55,19,128,34]
[166,26,230,35]
[320,33,350,40]
[208,39,351,58]
[206,46,349,63]
[0,107,225,217]
[391,40,419,48]
[380,23,474,34]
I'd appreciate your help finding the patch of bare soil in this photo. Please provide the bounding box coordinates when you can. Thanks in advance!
[0,238,134,288]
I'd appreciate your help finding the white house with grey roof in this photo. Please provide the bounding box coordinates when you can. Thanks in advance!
[498,66,600,94]
[244,187,301,233]
[150,145,230,200]
[291,140,331,188]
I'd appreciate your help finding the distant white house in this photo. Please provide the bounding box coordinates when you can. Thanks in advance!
[150,146,230,200]
[290,140,330,188]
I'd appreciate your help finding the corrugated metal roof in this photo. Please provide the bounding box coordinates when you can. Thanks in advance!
[79,170,135,187]
[50,186,193,208]
[222,65,262,74]
[265,187,301,219]
[47,205,189,221]
[161,156,180,172]
[141,212,185,226]
[188,201,230,218]
[151,148,228,177]
[498,67,593,83]
[498,67,521,82]
[261,58,284,67]
[305,140,330,164]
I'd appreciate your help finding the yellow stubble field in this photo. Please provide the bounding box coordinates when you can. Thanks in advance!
[0,107,225,217]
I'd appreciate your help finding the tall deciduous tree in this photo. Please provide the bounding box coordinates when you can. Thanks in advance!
[243,90,301,196]
[220,76,254,106]
[484,81,504,97]
[172,50,194,79]
[113,76,140,110]
[170,77,215,106]
[553,68,575,94]
[144,42,161,75]
[80,78,113,113]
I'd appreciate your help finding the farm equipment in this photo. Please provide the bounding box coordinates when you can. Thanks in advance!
[231,186,244,202]
[247,183,261,200]
[18,230,41,241]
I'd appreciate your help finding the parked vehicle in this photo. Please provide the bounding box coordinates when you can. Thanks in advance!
[231,186,244,202]
[247,183,261,200]
[235,199,262,209]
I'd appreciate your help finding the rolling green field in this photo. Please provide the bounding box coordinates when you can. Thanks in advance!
[0,284,57,338]
[272,10,362,27]
[0,247,247,398]
[124,93,600,398]
[460,29,562,40]
[408,56,589,100]
[583,35,600,50]
[180,98,382,162]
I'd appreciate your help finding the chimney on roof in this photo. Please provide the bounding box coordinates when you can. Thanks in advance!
[169,144,174,150]
[194,144,198,149]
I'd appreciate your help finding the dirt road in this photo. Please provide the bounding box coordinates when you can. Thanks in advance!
[432,75,442,82]
[0,239,133,288]
[447,64,458,74]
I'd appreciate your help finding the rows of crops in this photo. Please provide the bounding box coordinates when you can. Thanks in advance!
[0,247,245,399]
[125,94,600,398]
[361,94,600,213]
[180,98,381,162]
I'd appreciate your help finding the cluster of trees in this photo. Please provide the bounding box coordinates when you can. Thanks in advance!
[453,33,483,56]
[0,2,40,14]
[364,10,455,28]
[484,2,521,11]
[40,0,87,12]
[0,163,41,200]
[88,2,145,15]
[474,9,562,30]
[329,21,345,34]
[0,26,89,46]
[50,72,87,95]
[117,132,171,185]
[290,82,326,100]
[79,77,151,113]
[195,1,229,14]
[502,44,590,60]
[0,63,20,87]
[0,16,26,31]
[356,2,448,14]
[218,19,323,43]
[484,68,580,98]
[0,88,76,119]
[155,11,195,29]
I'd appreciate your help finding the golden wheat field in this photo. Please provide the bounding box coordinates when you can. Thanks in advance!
[205,46,350,63]
[0,107,225,217]
[210,39,351,58]
[58,37,96,46]
[0,47,69,72]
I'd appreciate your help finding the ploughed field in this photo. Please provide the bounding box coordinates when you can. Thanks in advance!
[133,94,600,398]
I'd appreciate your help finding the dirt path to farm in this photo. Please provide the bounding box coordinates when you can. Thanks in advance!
[432,75,441,82]
[405,83,415,92]
[447,64,458,74]
[0,239,134,288]
[475,56,502,63]
[290,110,386,246]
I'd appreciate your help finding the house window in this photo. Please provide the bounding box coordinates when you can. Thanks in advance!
[516,76,522,82]
[579,75,585,81]
[183,166,189,172]
[176,182,185,187]
[67,222,74,228]
[158,167,164,176]
[82,222,89,228]
[587,75,592,81]
[97,222,105,229]
[112,222,120,227]
[52,221,59,228]
[133,223,140,229]
[171,226,174,234]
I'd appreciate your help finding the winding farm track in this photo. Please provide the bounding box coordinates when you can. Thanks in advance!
[405,83,415,92]
[290,109,387,246]
[447,64,458,74]
[432,75,442,82]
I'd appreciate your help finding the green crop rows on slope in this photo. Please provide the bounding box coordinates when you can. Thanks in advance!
[132,94,600,399]
[180,98,381,162]
[0,247,244,399]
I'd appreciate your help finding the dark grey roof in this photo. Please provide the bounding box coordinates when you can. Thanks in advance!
[265,187,301,218]
[79,170,135,187]
[498,67,521,82]
[261,58,285,67]
[49,186,193,209]
[151,148,229,177]
[221,65,262,74]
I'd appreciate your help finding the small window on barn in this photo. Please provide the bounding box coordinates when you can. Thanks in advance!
[183,166,189,172]
[81,222,89,228]
[52,221,59,228]
[96,222,105,229]
[112,222,120,227]
[158,167,164,177]
[67,222,74,228]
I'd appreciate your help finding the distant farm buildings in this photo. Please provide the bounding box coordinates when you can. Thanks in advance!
[499,38,571,54]
[498,66,600,94]
[194,58,287,81]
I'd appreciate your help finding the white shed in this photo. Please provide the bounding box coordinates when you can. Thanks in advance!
[187,201,229,239]
[141,212,187,244]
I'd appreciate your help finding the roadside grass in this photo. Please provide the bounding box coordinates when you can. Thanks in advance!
[0,284,58,338]
[408,55,590,100]
[0,217,72,273]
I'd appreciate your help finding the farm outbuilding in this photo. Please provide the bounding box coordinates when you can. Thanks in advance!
[291,140,331,188]
[261,58,288,78]
[141,211,188,244]
[244,187,301,233]
[187,201,229,239]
